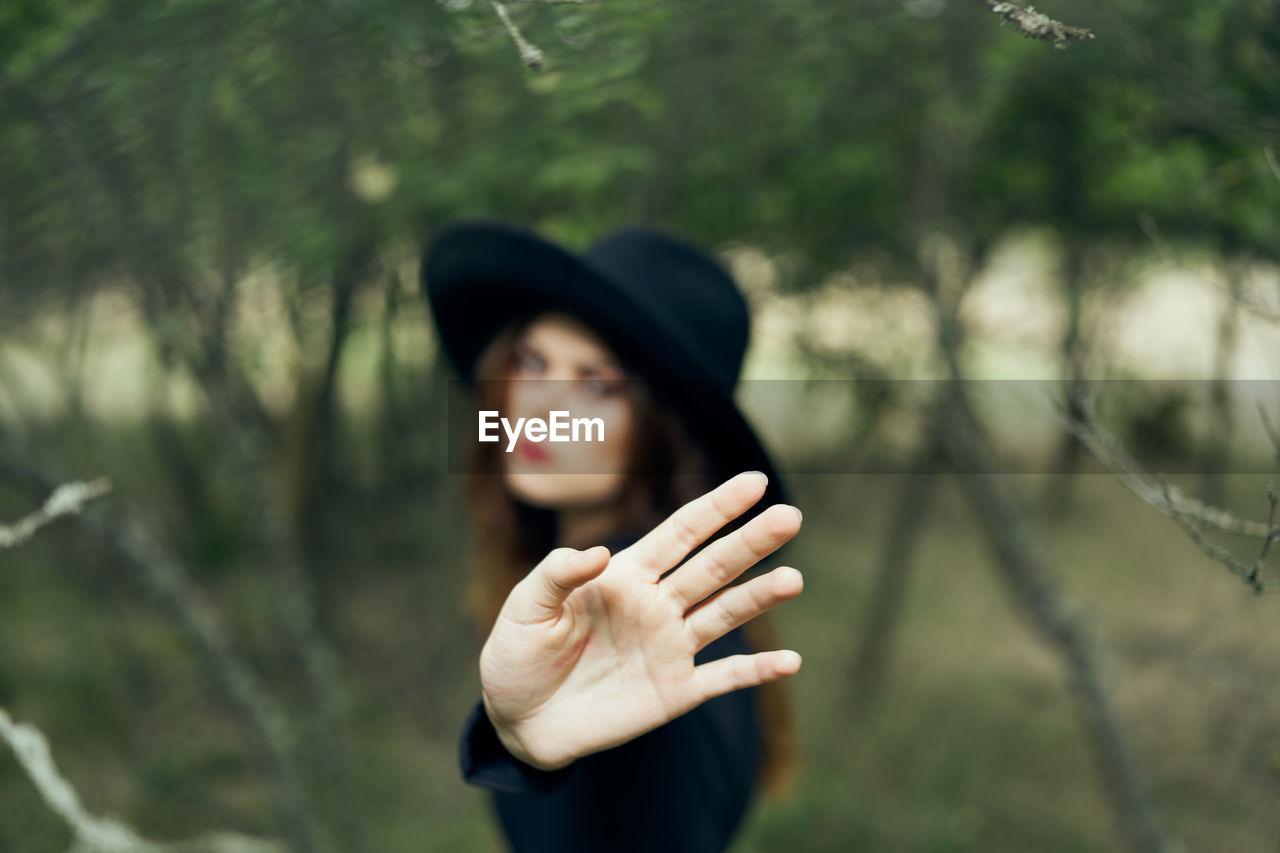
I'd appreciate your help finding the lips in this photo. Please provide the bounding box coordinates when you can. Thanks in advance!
[516,438,551,464]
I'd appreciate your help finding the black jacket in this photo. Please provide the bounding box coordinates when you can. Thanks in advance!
[458,533,766,852]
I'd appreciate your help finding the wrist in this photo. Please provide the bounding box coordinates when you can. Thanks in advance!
[481,693,574,772]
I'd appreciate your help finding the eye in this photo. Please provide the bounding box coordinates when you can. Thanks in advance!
[580,373,622,398]
[512,345,546,377]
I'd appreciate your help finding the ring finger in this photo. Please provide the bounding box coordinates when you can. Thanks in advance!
[684,566,804,653]
[663,503,802,609]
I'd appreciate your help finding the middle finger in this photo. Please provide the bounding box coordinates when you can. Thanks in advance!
[661,503,802,609]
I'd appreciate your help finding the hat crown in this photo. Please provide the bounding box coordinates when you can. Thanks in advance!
[583,228,750,392]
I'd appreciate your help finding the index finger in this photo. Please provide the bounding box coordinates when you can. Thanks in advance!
[622,471,769,577]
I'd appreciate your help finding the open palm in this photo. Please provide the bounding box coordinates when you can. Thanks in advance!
[479,471,804,771]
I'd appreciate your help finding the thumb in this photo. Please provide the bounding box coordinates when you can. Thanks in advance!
[515,545,611,623]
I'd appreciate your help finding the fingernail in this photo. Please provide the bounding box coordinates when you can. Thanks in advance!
[742,471,767,485]
[791,506,803,523]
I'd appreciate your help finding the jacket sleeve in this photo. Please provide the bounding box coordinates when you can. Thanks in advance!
[562,676,760,852]
[458,698,575,795]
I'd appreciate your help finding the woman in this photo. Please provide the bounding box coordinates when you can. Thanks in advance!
[421,221,805,852]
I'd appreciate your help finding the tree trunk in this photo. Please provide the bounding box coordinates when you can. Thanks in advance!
[846,433,945,717]
[1199,260,1241,509]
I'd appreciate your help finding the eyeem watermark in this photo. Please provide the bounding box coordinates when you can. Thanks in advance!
[449,379,1280,474]
[479,410,606,452]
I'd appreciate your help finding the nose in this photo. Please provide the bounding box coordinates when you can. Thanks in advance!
[509,372,573,418]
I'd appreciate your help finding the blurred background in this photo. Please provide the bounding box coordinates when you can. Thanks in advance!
[1,0,1279,850]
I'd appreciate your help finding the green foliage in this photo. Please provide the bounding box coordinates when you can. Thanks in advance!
[2,0,1276,313]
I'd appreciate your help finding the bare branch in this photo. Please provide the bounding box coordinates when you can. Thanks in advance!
[0,705,282,853]
[0,439,323,853]
[1155,476,1280,594]
[1259,401,1280,461]
[1056,387,1280,592]
[1257,483,1280,566]
[0,478,111,550]
[1265,146,1280,183]
[1138,214,1280,323]
[985,1,1095,49]
[492,0,545,69]
[1055,387,1274,538]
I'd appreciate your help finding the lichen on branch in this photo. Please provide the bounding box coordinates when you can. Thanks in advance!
[985,1,1095,49]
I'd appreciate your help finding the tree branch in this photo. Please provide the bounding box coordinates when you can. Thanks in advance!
[1055,387,1280,592]
[0,705,283,853]
[1054,386,1274,538]
[0,437,323,853]
[1138,214,1280,324]
[1155,476,1279,594]
[0,479,111,550]
[492,0,545,69]
[1264,146,1280,184]
[984,1,1095,49]
[1259,401,1280,461]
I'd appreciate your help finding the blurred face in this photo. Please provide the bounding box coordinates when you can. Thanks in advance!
[501,312,635,509]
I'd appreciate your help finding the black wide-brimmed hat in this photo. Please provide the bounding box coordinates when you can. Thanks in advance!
[420,220,788,510]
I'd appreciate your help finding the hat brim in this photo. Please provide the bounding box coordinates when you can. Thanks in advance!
[421,220,789,508]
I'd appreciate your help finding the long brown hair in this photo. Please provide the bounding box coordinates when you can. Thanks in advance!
[461,317,798,799]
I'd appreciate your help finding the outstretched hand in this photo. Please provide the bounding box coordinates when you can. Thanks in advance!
[479,471,804,771]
